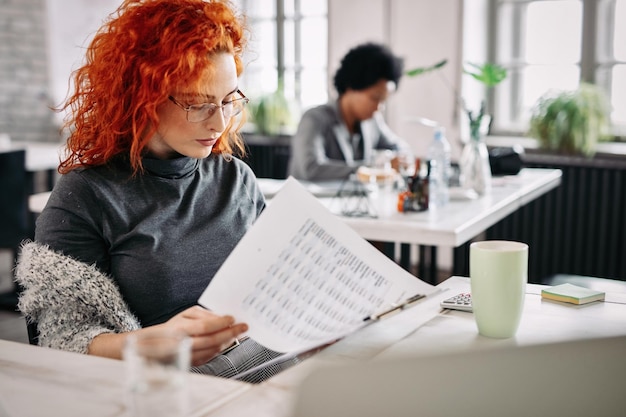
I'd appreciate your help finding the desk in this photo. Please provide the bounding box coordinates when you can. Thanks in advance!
[261,168,562,283]
[6,141,63,191]
[211,276,626,417]
[332,169,562,247]
[2,277,625,417]
[9,141,63,173]
[0,339,252,417]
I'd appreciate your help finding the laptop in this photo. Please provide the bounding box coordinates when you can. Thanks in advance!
[291,335,626,417]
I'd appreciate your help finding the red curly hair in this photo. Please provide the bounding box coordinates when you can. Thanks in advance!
[58,0,247,175]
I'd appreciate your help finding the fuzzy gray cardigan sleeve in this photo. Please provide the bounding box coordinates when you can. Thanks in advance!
[15,241,141,353]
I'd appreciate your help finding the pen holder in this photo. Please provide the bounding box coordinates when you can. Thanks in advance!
[397,174,429,212]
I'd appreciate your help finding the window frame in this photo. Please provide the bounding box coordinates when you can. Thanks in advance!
[236,0,328,119]
[488,0,624,140]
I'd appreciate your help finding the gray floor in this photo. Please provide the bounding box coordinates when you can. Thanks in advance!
[0,249,29,344]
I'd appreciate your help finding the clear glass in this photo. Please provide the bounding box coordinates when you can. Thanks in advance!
[124,330,192,417]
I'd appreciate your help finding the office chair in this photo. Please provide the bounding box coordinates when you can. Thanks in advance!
[26,320,39,345]
[0,149,31,311]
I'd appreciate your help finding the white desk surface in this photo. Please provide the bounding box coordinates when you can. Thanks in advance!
[259,168,562,247]
[2,276,625,417]
[28,191,51,214]
[0,339,252,417]
[211,276,626,417]
[7,141,63,172]
[332,168,561,247]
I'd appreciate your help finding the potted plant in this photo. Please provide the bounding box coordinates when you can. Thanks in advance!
[527,83,612,156]
[249,81,293,136]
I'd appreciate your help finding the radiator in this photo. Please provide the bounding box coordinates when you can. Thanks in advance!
[243,134,291,179]
[476,154,626,283]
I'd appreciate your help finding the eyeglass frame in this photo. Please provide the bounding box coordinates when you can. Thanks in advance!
[168,89,249,123]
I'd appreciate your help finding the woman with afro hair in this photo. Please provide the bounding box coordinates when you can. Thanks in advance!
[288,42,410,182]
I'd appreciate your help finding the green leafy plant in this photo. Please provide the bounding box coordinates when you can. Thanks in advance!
[462,62,507,140]
[250,81,292,136]
[405,60,507,140]
[405,59,448,77]
[528,83,612,156]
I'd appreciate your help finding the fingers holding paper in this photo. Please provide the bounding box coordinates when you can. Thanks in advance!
[163,305,249,366]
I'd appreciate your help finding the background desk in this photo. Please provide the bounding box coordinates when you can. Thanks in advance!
[4,141,62,192]
[261,168,562,284]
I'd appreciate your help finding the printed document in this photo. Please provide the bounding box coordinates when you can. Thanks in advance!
[198,177,436,353]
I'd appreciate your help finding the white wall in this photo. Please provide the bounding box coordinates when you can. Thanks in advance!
[46,0,121,123]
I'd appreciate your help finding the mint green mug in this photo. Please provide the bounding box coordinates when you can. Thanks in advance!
[470,240,528,338]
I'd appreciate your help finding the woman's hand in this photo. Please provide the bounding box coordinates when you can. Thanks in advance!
[158,305,249,366]
[88,305,248,366]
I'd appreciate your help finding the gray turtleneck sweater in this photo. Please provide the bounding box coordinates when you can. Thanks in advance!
[35,154,265,327]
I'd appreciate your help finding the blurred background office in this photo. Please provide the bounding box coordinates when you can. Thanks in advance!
[1,0,625,316]
[3,0,625,158]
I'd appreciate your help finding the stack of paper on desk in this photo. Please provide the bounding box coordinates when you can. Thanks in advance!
[198,177,437,354]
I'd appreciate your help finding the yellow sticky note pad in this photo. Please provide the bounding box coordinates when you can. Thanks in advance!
[541,283,605,305]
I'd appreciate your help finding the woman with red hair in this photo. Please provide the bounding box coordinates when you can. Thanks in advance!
[17,0,293,382]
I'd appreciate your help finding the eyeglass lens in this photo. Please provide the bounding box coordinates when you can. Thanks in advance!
[187,98,246,123]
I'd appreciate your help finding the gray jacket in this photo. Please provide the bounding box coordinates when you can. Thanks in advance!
[287,100,408,181]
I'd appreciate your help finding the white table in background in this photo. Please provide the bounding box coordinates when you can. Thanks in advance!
[331,168,561,247]
[259,168,562,283]
[9,141,63,173]
[6,141,63,191]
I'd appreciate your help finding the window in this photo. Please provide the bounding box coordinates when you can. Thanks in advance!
[234,0,328,131]
[490,0,626,138]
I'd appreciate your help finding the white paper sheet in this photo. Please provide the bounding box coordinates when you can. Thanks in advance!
[198,177,436,353]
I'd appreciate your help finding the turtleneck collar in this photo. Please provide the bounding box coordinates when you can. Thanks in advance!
[142,155,200,179]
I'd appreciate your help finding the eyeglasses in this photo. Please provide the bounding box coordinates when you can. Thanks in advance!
[168,90,249,123]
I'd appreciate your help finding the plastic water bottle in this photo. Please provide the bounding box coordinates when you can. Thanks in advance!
[427,126,451,209]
